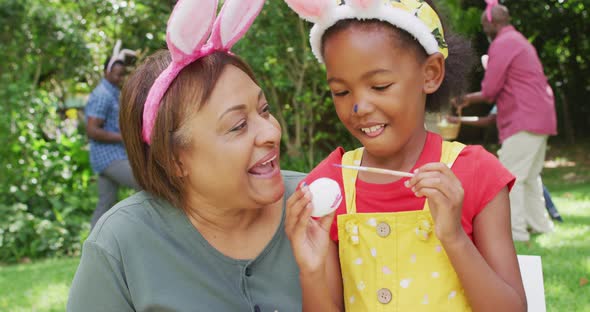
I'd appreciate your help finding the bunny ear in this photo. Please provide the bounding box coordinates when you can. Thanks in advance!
[112,40,122,57]
[346,0,380,11]
[485,0,499,22]
[207,0,265,50]
[106,40,123,73]
[167,0,218,61]
[118,49,138,59]
[284,0,334,22]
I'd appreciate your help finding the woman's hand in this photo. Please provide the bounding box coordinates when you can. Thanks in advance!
[285,182,335,275]
[405,163,466,244]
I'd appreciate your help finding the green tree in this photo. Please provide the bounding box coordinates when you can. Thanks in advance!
[0,0,95,262]
[0,0,174,262]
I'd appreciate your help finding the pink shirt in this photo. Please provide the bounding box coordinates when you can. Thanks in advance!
[301,132,515,242]
[482,26,557,143]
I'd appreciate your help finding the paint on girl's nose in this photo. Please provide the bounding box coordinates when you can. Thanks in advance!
[353,104,358,113]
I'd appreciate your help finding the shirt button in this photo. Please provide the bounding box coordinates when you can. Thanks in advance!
[245,267,252,276]
[377,288,392,304]
[376,222,391,237]
[254,304,261,312]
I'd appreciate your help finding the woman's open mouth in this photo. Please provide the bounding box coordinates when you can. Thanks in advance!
[248,153,280,178]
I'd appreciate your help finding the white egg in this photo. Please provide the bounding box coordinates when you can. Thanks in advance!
[308,178,342,217]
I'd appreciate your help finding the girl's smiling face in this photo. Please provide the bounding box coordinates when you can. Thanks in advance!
[177,65,284,209]
[323,22,444,163]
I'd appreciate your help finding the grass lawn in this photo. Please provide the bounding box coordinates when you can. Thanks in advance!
[0,142,588,311]
[0,257,79,311]
[513,142,590,312]
[515,197,590,311]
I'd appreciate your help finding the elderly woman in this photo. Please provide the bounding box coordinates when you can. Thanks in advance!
[67,0,306,311]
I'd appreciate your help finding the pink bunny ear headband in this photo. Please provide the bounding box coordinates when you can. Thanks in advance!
[141,0,265,145]
[284,0,448,64]
[107,39,138,73]
[485,0,499,22]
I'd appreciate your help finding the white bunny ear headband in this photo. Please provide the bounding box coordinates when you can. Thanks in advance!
[142,0,265,144]
[107,39,138,73]
[283,0,448,64]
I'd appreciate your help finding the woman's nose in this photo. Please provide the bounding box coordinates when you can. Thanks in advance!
[255,116,281,146]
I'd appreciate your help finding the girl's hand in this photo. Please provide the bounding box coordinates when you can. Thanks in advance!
[405,163,466,244]
[285,183,335,275]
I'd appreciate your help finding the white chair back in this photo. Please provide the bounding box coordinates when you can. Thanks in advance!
[518,255,546,312]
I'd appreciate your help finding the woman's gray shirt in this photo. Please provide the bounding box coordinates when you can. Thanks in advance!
[67,171,306,312]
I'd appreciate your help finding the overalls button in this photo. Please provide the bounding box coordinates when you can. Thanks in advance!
[377,288,392,304]
[376,222,391,237]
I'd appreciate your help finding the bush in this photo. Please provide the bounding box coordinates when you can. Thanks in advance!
[0,86,93,263]
[0,203,85,262]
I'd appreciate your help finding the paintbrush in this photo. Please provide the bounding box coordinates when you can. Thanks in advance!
[333,164,414,178]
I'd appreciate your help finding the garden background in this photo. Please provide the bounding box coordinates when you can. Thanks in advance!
[0,0,588,311]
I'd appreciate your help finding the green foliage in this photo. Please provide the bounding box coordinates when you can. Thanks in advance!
[73,0,173,88]
[0,0,92,96]
[0,0,186,264]
[437,0,482,37]
[0,0,182,263]
[0,1,95,261]
[0,87,92,262]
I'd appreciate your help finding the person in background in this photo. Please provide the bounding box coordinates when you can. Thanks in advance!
[85,42,141,228]
[448,105,562,222]
[456,3,557,241]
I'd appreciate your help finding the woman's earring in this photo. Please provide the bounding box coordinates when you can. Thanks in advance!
[353,104,358,113]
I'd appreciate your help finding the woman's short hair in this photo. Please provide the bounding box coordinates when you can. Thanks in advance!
[120,50,258,208]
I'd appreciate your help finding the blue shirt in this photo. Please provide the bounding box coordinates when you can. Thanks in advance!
[490,105,497,115]
[85,79,128,174]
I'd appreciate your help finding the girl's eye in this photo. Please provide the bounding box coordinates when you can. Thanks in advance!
[230,121,247,132]
[373,83,393,91]
[332,90,349,97]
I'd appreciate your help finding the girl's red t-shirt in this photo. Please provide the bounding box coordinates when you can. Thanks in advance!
[301,132,515,242]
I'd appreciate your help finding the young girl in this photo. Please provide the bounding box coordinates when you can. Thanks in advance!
[283,0,527,311]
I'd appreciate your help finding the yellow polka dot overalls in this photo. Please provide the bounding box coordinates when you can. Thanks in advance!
[338,141,472,311]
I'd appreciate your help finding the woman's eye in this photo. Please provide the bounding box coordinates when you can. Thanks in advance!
[230,121,247,132]
[373,83,393,91]
[332,90,349,97]
[261,104,271,115]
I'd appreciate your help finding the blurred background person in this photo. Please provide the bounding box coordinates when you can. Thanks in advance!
[85,42,140,228]
[456,4,557,241]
